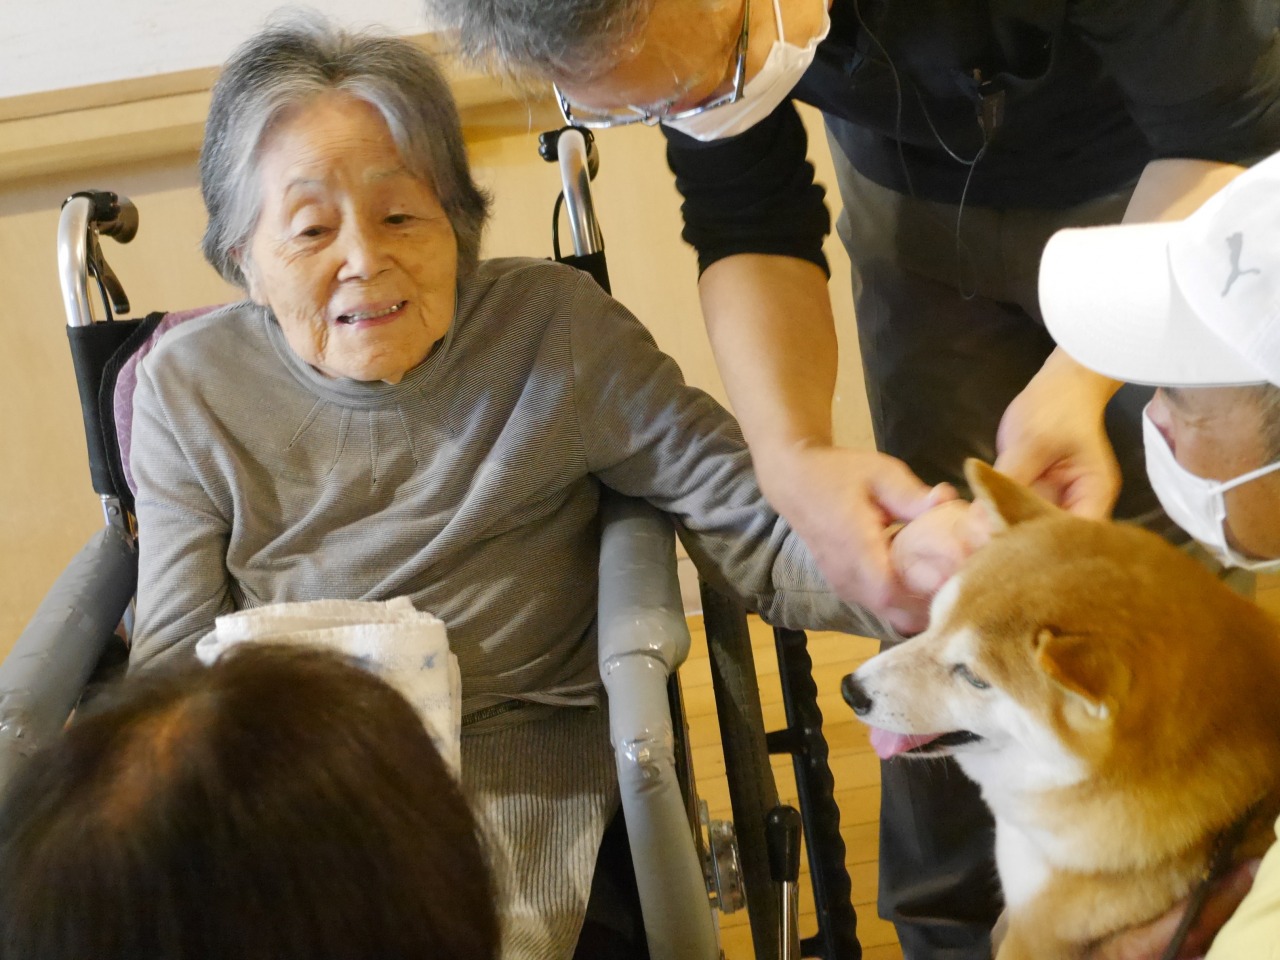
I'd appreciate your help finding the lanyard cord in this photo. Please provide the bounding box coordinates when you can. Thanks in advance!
[849,0,990,298]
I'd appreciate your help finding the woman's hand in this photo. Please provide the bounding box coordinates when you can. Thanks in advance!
[1087,861,1259,960]
[889,499,989,601]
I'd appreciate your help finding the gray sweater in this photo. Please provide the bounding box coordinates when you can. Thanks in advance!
[131,257,881,690]
[129,257,883,958]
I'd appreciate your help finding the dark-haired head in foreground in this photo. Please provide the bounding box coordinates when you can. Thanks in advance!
[0,645,498,960]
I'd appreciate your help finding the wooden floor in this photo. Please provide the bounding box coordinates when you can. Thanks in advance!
[681,574,1280,960]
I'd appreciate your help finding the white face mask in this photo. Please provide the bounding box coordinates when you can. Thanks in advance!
[1142,407,1280,572]
[663,0,830,141]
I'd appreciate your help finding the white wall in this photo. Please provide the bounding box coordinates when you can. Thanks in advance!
[3,1,435,98]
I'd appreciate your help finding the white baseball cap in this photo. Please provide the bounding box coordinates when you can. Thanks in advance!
[1040,152,1280,389]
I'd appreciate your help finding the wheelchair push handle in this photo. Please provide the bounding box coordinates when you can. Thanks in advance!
[540,126,605,258]
[537,125,600,179]
[58,190,138,327]
[57,190,145,534]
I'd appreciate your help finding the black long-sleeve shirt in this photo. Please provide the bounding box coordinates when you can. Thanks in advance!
[667,0,1280,274]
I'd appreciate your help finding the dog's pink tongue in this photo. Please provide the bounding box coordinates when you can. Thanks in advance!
[869,729,945,760]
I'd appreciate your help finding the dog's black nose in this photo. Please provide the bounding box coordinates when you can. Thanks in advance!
[841,674,873,716]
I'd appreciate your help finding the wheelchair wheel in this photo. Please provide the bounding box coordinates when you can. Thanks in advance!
[701,581,782,960]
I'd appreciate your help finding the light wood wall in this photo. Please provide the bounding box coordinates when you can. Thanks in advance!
[0,94,872,654]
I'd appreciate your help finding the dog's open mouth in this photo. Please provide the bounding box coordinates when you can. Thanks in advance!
[869,728,983,760]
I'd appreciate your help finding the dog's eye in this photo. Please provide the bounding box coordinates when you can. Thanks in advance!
[951,664,990,690]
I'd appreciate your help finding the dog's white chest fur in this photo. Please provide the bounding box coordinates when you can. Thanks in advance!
[994,819,1051,908]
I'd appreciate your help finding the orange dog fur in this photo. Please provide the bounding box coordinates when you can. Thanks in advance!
[842,461,1280,959]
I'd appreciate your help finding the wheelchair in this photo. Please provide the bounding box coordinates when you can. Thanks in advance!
[1,127,862,960]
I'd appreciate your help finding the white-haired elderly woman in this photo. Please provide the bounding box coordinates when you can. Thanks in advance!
[128,16,891,960]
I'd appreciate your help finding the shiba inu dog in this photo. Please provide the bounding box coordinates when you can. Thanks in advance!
[842,461,1280,960]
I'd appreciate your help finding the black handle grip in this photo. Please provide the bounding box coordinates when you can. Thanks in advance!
[766,805,802,883]
[537,126,600,178]
[62,190,139,243]
[103,198,139,242]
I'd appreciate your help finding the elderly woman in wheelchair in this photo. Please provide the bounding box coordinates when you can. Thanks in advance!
[121,15,894,960]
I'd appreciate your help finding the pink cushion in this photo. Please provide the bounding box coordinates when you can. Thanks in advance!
[114,306,224,495]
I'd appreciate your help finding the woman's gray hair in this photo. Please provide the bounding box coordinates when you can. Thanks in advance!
[201,14,491,287]
[428,0,655,81]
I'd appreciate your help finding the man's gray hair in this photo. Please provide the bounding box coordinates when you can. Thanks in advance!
[1260,383,1280,461]
[201,14,491,288]
[428,0,655,81]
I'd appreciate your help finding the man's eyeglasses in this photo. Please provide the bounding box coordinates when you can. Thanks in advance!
[554,0,751,129]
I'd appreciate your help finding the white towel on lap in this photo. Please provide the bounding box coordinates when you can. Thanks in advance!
[196,597,462,774]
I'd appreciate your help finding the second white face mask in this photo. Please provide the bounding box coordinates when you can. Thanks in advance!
[663,0,830,141]
[1142,406,1280,572]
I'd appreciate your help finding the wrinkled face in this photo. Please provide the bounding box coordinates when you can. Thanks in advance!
[1148,386,1280,560]
[242,92,458,384]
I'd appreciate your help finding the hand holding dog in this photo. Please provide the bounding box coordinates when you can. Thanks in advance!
[994,348,1123,520]
[1088,860,1259,960]
[768,445,957,634]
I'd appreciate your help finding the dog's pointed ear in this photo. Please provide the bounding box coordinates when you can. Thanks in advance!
[1033,628,1131,722]
[964,459,1058,533]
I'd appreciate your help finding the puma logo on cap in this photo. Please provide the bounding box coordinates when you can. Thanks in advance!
[1223,232,1262,296]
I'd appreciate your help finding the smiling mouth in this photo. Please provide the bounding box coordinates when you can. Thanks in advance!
[337,301,406,324]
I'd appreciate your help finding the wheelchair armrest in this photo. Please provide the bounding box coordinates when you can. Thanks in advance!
[0,526,136,791]
[597,491,691,673]
[597,491,718,960]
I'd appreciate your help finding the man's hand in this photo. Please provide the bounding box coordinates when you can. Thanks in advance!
[994,347,1124,519]
[890,499,989,599]
[1087,861,1259,960]
[762,444,955,634]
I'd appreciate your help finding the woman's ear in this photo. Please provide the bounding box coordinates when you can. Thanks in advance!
[235,249,267,305]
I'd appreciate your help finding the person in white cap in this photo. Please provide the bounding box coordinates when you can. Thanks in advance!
[1041,152,1280,956]
[1042,151,1280,573]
